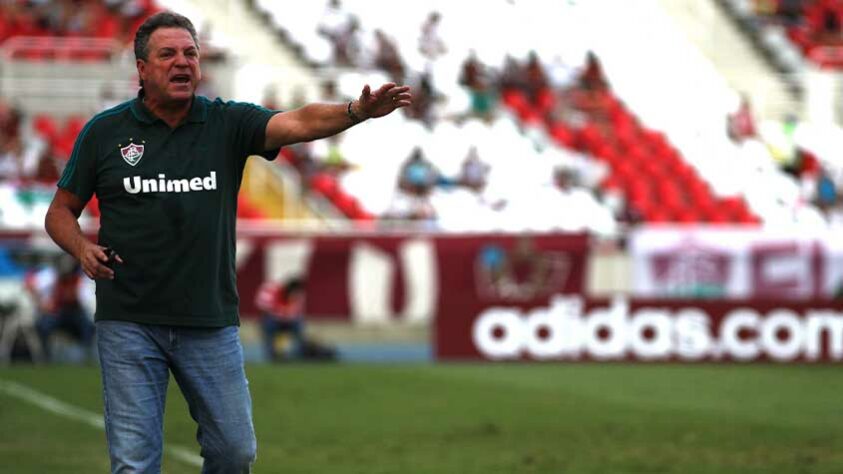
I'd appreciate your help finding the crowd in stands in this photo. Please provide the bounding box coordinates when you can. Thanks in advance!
[252,0,843,233]
[1,0,841,233]
[0,96,67,227]
[715,1,843,225]
[0,0,161,60]
[720,0,843,73]
[0,0,242,225]
[265,0,764,230]
[0,0,157,42]
[748,0,843,67]
[256,1,620,233]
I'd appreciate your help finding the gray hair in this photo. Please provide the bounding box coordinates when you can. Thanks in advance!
[134,12,199,87]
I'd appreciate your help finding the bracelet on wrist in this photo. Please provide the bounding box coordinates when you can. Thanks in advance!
[347,101,362,123]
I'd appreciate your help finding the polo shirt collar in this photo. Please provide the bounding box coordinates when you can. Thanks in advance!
[130,89,208,124]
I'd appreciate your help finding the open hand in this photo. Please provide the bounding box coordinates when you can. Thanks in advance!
[355,83,412,120]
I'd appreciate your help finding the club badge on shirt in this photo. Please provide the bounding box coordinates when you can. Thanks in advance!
[120,142,145,167]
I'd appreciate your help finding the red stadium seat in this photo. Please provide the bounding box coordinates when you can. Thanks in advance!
[502,89,529,111]
[309,173,339,199]
[518,107,543,125]
[535,88,556,113]
[548,121,576,148]
[63,116,86,140]
[32,114,59,143]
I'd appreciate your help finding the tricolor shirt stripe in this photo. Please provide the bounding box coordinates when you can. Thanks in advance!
[58,102,132,188]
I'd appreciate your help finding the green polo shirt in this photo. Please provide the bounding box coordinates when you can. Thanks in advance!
[57,92,279,327]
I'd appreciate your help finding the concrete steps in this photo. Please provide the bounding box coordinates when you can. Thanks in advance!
[656,0,798,121]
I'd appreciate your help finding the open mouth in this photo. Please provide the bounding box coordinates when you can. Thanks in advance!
[170,74,191,84]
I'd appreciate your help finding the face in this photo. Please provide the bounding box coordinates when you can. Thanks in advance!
[137,27,201,104]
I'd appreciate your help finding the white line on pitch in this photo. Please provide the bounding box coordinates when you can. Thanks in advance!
[0,378,203,468]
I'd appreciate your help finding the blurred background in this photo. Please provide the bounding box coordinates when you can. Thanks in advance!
[0,0,841,363]
[2,0,843,471]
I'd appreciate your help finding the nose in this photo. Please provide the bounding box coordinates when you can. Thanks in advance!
[174,51,190,66]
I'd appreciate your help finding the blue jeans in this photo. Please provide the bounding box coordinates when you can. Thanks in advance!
[96,321,256,474]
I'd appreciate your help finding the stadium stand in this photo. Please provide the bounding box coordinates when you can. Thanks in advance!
[0,0,264,227]
[719,0,843,69]
[249,0,843,231]
[2,0,843,233]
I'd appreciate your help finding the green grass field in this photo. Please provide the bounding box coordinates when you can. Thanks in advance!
[1,363,842,473]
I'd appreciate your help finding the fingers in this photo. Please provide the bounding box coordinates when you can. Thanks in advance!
[82,259,113,280]
[358,83,412,117]
[80,245,121,280]
[391,91,413,107]
[387,85,412,108]
[373,83,396,97]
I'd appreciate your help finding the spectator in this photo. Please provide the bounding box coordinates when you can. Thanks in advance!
[728,94,758,143]
[579,51,609,91]
[255,277,336,362]
[815,168,838,212]
[0,99,22,140]
[819,3,843,43]
[372,29,405,82]
[398,147,439,196]
[33,152,60,184]
[499,54,527,91]
[458,146,489,192]
[255,277,306,361]
[30,254,95,362]
[405,72,441,127]
[323,135,351,171]
[312,134,353,175]
[524,51,549,102]
[459,50,484,89]
[388,147,444,222]
[460,51,497,121]
[330,16,364,67]
[0,133,23,181]
[0,132,44,183]
[767,114,801,175]
[317,0,352,44]
[419,11,446,63]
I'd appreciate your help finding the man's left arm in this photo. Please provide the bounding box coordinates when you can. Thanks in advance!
[263,83,412,150]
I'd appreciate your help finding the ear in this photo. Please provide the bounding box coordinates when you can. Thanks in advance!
[136,59,146,83]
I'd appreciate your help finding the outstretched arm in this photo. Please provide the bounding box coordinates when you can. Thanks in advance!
[45,189,121,280]
[263,83,412,150]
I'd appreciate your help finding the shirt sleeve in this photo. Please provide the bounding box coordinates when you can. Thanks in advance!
[227,101,281,161]
[57,120,99,203]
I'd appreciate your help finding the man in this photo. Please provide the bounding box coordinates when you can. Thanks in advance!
[44,11,410,474]
[255,277,305,362]
[255,277,335,362]
[31,254,95,362]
